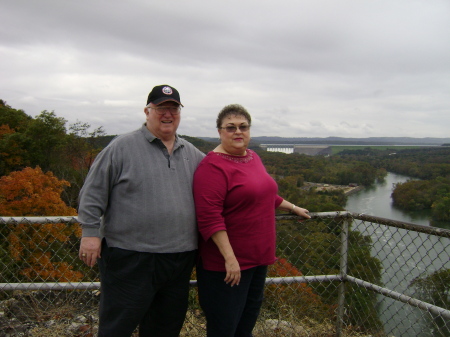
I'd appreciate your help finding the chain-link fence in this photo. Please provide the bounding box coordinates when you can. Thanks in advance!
[1,213,449,337]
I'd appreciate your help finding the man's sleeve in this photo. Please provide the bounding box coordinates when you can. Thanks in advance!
[78,146,115,237]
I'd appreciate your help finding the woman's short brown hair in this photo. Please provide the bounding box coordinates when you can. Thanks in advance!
[216,104,252,129]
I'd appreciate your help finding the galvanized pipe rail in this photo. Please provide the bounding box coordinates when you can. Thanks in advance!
[2,213,450,336]
[345,275,450,320]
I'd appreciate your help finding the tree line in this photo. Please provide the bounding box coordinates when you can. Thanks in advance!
[0,100,106,208]
[337,147,450,223]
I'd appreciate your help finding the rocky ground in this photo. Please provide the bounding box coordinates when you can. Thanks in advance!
[0,290,100,337]
[1,290,374,336]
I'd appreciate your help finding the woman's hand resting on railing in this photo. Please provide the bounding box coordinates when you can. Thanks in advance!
[292,206,310,219]
[277,199,311,220]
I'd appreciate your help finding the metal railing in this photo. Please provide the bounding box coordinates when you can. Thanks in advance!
[1,213,449,337]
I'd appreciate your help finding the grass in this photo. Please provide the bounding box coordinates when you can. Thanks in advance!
[5,286,380,336]
[22,306,377,337]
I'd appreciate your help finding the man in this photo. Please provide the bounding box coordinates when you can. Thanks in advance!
[78,85,204,337]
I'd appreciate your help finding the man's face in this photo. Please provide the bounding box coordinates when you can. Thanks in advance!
[145,101,181,139]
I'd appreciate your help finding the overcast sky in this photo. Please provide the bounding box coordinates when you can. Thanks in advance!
[1,0,449,139]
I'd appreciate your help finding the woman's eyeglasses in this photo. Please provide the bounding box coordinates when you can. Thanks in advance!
[219,125,250,133]
[148,106,181,115]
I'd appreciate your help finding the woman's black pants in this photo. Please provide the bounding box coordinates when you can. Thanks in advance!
[197,261,268,337]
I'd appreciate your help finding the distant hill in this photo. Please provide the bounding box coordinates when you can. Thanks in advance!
[95,134,218,153]
[198,136,450,146]
[95,135,450,150]
[94,135,117,148]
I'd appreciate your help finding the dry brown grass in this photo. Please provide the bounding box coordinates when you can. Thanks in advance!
[6,291,376,337]
[26,311,374,337]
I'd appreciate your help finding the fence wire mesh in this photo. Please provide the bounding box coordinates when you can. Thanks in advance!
[0,214,449,337]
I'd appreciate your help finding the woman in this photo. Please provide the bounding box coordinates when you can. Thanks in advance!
[193,104,310,337]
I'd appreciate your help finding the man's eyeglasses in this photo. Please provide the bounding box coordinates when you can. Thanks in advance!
[219,125,250,133]
[148,106,181,115]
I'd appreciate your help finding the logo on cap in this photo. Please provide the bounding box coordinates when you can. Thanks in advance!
[162,86,173,95]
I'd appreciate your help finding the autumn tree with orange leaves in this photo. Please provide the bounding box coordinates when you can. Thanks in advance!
[1,101,108,208]
[0,167,83,282]
[264,258,334,321]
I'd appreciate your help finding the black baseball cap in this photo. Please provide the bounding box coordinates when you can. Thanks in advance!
[146,85,183,106]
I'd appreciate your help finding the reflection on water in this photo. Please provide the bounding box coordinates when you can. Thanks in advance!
[346,172,431,226]
[347,172,449,230]
[345,173,450,336]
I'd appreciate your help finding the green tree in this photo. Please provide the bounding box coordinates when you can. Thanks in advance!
[392,177,450,222]
[411,269,450,334]
[0,125,27,176]
[276,218,382,332]
[24,111,67,171]
[56,121,106,207]
[0,101,32,175]
[432,194,450,221]
[0,99,32,131]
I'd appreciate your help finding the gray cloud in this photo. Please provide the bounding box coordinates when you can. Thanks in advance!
[1,0,449,138]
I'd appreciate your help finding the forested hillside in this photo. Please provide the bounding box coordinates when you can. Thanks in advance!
[2,99,449,221]
[0,99,385,212]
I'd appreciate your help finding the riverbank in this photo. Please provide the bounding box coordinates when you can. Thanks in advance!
[302,182,364,196]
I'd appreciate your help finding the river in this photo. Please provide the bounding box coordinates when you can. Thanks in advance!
[345,172,450,337]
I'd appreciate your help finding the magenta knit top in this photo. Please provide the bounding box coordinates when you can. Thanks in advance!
[193,149,283,272]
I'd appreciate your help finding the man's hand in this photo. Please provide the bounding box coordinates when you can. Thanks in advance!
[79,237,102,267]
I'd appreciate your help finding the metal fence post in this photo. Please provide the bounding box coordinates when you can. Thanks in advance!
[336,217,349,336]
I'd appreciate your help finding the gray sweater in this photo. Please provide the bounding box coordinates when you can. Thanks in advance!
[78,124,205,253]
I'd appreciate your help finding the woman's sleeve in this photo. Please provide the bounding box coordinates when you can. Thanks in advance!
[275,195,284,208]
[193,160,228,241]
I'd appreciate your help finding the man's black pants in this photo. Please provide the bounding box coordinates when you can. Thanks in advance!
[97,239,196,337]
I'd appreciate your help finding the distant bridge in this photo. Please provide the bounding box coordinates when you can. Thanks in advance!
[260,144,332,156]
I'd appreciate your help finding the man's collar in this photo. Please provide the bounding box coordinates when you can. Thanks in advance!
[141,124,182,147]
